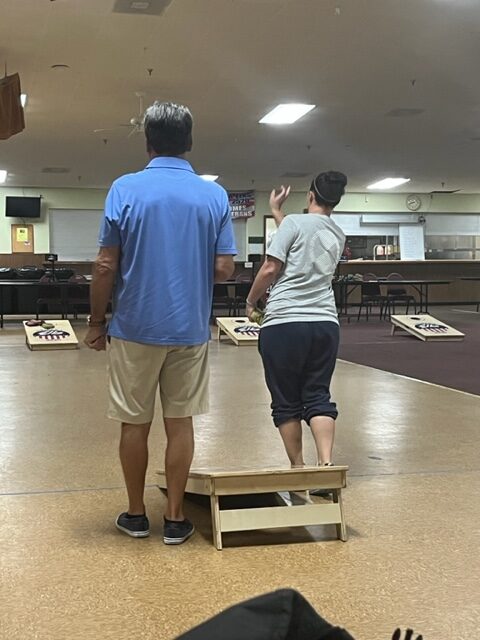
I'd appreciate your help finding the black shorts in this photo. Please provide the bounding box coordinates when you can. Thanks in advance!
[258,321,339,428]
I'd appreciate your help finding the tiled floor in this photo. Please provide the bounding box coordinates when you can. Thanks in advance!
[1,323,479,639]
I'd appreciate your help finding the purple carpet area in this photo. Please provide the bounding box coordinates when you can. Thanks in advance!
[338,307,480,396]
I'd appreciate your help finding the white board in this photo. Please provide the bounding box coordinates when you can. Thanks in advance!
[399,224,425,260]
[49,209,103,261]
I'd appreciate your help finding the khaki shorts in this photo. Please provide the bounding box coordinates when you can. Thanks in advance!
[107,338,209,424]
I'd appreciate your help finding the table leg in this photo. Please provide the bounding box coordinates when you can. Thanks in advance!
[413,284,424,313]
[61,284,67,319]
[210,494,223,550]
[332,489,348,542]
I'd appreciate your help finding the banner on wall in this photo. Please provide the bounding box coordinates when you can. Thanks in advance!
[229,190,255,219]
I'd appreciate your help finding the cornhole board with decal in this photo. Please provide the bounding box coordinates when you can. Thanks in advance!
[23,320,79,351]
[391,314,465,342]
[216,317,260,346]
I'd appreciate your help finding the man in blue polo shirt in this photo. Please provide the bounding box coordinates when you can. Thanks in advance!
[85,102,236,545]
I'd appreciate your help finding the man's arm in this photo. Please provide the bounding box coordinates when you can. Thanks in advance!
[214,255,235,283]
[90,246,120,320]
[246,256,283,308]
[84,246,120,351]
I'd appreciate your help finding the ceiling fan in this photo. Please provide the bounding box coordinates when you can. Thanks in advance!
[94,91,146,137]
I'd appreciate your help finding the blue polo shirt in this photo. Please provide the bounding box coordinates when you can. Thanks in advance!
[98,157,236,345]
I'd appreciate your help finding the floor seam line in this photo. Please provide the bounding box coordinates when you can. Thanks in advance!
[1,468,480,497]
[0,484,158,497]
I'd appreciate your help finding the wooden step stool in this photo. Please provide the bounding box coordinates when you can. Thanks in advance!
[157,465,348,550]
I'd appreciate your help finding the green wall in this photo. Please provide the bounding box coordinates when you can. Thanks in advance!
[0,187,106,253]
[2,185,480,255]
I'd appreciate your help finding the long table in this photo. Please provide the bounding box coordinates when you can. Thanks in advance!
[2,277,453,328]
[334,279,452,315]
[0,280,90,328]
[0,279,253,328]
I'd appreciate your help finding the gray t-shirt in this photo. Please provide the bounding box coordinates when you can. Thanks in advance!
[263,213,345,327]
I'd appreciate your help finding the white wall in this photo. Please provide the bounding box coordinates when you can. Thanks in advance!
[2,185,480,255]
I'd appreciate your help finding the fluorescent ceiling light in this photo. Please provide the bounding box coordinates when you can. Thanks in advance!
[20,93,27,108]
[259,103,315,125]
[0,170,7,184]
[131,1,150,9]
[200,174,219,181]
[367,177,411,190]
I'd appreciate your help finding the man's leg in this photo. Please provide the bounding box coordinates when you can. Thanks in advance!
[163,417,194,521]
[108,337,165,536]
[119,422,152,515]
[160,344,209,543]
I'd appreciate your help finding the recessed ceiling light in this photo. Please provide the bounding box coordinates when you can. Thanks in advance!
[42,167,71,174]
[386,108,424,117]
[200,174,219,182]
[20,93,27,108]
[281,171,309,178]
[367,178,411,190]
[113,0,172,14]
[0,170,7,184]
[259,104,315,125]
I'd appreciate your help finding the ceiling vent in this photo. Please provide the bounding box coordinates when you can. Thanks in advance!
[41,167,71,174]
[386,108,424,117]
[281,171,309,178]
[113,0,173,15]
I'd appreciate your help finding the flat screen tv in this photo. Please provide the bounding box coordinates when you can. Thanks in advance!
[5,196,41,218]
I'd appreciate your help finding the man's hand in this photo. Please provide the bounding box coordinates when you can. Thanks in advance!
[392,629,423,640]
[269,185,291,214]
[84,325,107,351]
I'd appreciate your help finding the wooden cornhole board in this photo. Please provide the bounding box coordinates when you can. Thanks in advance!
[216,317,260,346]
[391,314,464,342]
[157,465,348,550]
[23,320,79,351]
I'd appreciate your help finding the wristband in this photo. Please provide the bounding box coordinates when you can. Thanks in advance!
[87,315,106,327]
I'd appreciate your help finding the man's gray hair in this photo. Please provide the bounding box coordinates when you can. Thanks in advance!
[144,101,193,156]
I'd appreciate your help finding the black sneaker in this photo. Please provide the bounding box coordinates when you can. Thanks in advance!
[115,512,150,538]
[163,517,195,545]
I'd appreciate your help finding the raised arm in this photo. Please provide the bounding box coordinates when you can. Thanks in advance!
[269,185,291,227]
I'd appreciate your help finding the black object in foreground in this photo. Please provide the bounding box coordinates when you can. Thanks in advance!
[176,589,355,640]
